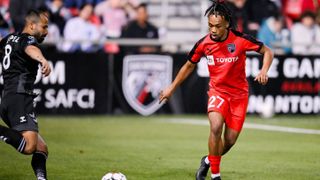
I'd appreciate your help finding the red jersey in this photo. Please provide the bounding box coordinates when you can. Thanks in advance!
[188,29,263,97]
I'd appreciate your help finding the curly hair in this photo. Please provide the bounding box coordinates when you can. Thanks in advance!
[205,0,235,29]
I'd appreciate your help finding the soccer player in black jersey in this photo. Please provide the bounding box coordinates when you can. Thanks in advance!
[0,10,51,180]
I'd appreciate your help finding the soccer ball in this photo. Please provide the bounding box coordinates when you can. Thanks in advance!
[101,172,127,180]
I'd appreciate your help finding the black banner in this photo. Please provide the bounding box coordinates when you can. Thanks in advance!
[0,51,318,115]
[247,55,319,114]
[0,52,111,114]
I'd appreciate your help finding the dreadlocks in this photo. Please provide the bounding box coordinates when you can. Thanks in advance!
[205,0,235,29]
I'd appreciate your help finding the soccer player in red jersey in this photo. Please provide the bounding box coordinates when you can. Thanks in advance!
[159,0,274,180]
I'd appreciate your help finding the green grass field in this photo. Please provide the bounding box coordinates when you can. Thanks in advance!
[0,115,319,180]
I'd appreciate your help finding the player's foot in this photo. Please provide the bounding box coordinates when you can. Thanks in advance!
[36,172,47,180]
[211,176,221,180]
[195,156,210,180]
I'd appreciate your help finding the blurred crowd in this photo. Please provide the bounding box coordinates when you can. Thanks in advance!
[0,0,158,54]
[0,0,320,55]
[226,0,320,55]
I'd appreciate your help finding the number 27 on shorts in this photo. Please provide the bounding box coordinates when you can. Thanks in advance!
[208,95,225,109]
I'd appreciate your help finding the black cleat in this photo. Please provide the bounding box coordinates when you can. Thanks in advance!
[211,176,221,180]
[195,156,210,180]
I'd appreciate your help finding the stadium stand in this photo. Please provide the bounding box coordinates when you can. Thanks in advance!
[141,0,208,52]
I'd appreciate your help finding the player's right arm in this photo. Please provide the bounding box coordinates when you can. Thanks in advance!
[25,45,51,77]
[159,60,196,103]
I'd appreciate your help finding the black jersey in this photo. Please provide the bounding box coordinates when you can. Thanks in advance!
[0,33,40,96]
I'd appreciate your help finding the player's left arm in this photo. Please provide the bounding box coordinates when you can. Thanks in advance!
[25,45,51,77]
[254,45,274,85]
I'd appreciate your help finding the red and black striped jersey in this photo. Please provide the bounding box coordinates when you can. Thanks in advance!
[187,29,263,97]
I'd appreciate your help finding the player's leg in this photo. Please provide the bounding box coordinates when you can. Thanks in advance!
[21,130,38,154]
[0,93,48,179]
[21,94,49,180]
[3,93,40,154]
[196,90,228,180]
[31,134,48,180]
[0,125,28,153]
[0,96,33,154]
[220,96,248,155]
[0,128,38,155]
[0,117,38,155]
[207,111,224,180]
[197,119,241,173]
[221,127,240,155]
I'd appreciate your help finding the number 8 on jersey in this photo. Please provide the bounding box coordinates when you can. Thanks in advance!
[3,44,12,70]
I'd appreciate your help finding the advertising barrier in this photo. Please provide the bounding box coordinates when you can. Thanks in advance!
[0,51,318,115]
[247,56,319,115]
[0,52,111,114]
[197,55,319,115]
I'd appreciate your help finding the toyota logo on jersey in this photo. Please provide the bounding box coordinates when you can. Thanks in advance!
[122,55,173,116]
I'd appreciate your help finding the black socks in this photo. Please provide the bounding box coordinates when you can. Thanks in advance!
[0,125,26,153]
[0,125,48,179]
[31,151,48,180]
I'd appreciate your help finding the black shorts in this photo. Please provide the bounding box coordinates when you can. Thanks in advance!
[0,93,38,132]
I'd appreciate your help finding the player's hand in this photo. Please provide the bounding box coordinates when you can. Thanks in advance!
[254,70,268,85]
[41,60,51,77]
[159,86,173,104]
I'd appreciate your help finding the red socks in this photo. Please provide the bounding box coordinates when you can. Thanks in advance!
[208,155,221,174]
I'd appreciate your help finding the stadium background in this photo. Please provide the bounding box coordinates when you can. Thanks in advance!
[0,0,319,180]
[0,0,318,116]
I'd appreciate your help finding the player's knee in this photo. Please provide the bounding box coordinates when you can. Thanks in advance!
[225,140,236,148]
[210,125,223,137]
[23,142,37,154]
[208,114,224,137]
[39,143,48,154]
[225,136,237,147]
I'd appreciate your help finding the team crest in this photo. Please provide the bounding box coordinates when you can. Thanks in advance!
[122,55,173,116]
[227,43,236,53]
[27,36,36,44]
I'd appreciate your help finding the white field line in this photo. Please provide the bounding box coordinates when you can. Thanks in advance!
[164,118,320,135]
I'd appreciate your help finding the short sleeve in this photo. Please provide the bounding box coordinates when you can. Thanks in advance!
[241,34,263,52]
[20,35,39,51]
[187,36,206,64]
